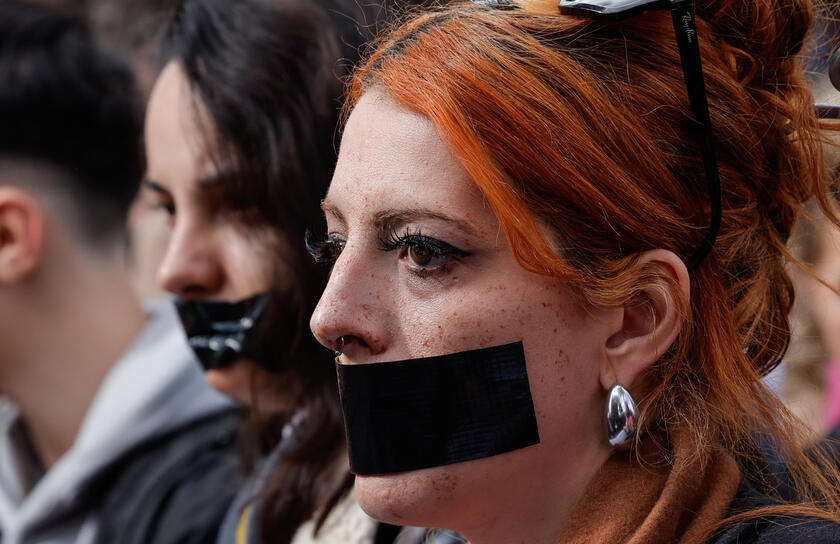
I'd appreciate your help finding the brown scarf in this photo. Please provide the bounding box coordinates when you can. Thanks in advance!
[554,428,742,544]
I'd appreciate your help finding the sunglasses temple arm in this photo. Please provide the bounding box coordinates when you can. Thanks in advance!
[817,104,840,119]
[671,2,722,270]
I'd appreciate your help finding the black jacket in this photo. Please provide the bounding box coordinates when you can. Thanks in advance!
[94,409,243,544]
[712,481,840,543]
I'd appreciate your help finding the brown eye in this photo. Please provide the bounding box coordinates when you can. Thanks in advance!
[408,244,433,266]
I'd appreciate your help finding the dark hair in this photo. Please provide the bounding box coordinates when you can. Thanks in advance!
[160,0,375,541]
[84,0,181,97]
[0,0,143,243]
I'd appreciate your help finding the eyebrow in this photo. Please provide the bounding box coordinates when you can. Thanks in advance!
[144,179,171,197]
[321,199,477,237]
[373,209,477,237]
[144,172,233,197]
[321,200,347,228]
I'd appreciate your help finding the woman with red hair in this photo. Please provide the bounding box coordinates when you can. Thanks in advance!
[308,0,840,541]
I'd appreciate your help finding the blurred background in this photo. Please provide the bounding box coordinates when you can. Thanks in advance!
[778,2,840,441]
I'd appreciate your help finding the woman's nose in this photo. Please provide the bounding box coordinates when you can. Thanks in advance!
[156,219,225,298]
[309,248,390,361]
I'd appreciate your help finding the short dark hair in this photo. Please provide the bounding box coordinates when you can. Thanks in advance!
[0,0,143,243]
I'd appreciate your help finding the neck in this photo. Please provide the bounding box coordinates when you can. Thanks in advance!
[1,254,147,468]
[462,446,609,544]
[551,427,742,544]
[423,429,610,544]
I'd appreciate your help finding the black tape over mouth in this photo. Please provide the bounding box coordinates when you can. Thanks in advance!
[337,341,540,475]
[175,293,269,371]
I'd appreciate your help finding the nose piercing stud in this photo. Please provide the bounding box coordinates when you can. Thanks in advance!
[334,336,345,363]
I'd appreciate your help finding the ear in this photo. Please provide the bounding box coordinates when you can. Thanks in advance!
[599,249,689,390]
[0,187,45,284]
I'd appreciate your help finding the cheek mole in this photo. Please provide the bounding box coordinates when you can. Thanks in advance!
[555,350,570,368]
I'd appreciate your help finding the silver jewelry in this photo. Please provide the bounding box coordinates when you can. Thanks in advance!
[334,336,345,363]
[604,383,638,448]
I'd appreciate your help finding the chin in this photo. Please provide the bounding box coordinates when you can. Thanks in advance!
[204,359,288,413]
[353,464,468,529]
[352,444,544,533]
[204,361,255,406]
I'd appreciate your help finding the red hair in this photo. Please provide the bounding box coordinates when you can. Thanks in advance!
[350,0,840,525]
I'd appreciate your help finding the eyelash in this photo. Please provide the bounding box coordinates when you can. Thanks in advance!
[305,227,470,278]
[384,228,469,278]
[378,226,466,257]
[305,230,345,266]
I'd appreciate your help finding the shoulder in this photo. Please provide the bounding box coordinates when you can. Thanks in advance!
[712,482,840,544]
[713,517,840,544]
[95,409,244,544]
[215,465,265,544]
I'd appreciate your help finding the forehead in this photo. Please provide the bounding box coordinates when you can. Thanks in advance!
[328,89,489,225]
[145,61,217,187]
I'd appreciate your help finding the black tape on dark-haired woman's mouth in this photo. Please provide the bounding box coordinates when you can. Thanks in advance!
[174,293,270,372]
[337,341,540,475]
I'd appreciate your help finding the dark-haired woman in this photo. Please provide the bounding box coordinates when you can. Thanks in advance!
[308,0,840,542]
[142,0,386,542]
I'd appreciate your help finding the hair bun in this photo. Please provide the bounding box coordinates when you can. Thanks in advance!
[698,0,812,85]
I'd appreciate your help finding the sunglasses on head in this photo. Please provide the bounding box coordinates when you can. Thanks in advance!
[558,0,720,270]
[559,0,840,266]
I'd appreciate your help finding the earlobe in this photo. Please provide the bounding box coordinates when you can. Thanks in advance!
[600,250,689,391]
[0,188,45,284]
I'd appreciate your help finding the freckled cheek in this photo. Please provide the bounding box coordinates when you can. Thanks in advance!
[525,333,602,447]
[402,281,582,358]
[399,280,598,439]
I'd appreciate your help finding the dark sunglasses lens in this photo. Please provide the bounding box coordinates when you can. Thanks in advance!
[558,0,673,19]
[830,47,840,92]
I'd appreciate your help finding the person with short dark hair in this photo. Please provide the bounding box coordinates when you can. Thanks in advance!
[0,2,240,542]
